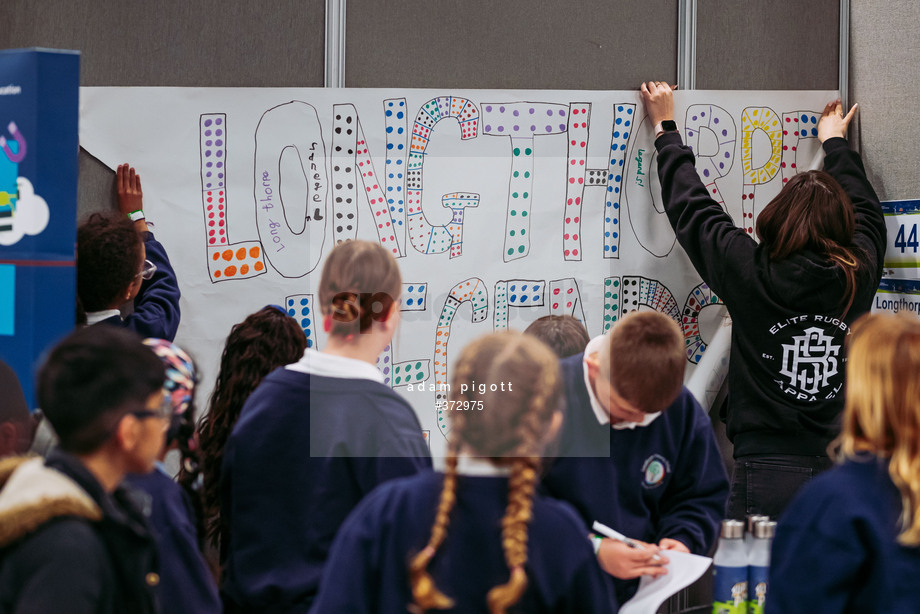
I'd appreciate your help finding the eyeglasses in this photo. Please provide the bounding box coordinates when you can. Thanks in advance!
[130,393,172,421]
[136,259,157,281]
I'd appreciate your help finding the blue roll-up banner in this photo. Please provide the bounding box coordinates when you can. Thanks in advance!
[0,48,80,410]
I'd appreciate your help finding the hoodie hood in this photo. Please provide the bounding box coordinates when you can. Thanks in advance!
[0,456,102,548]
[759,248,849,313]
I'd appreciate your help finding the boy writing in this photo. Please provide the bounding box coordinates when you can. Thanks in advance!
[541,310,729,602]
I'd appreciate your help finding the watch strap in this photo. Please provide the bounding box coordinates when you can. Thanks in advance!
[654,120,678,136]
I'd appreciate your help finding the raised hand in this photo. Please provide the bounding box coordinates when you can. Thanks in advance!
[117,163,144,216]
[817,99,858,143]
[640,81,677,128]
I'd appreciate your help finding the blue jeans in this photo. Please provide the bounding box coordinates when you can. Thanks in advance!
[726,454,833,520]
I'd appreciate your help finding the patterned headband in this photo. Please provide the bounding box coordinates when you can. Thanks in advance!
[142,338,196,416]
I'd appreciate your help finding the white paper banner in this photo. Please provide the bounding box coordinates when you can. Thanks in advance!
[80,87,835,457]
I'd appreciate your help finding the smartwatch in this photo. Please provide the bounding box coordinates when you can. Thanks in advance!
[654,120,678,137]
[128,209,146,222]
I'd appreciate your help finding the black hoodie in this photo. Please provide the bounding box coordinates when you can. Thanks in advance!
[654,133,886,457]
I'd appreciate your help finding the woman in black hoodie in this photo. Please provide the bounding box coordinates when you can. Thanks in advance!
[640,82,886,520]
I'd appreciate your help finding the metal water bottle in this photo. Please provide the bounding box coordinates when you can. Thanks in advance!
[712,520,747,614]
[744,514,769,554]
[747,520,777,614]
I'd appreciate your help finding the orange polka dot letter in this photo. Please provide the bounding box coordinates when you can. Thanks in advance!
[201,113,267,282]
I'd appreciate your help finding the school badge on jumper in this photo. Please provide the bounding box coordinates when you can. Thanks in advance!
[641,454,670,489]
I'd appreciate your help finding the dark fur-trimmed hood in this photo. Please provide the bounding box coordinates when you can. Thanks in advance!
[0,456,102,548]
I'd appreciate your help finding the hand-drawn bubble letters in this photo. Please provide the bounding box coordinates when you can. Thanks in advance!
[200,96,810,271]
[195,93,820,438]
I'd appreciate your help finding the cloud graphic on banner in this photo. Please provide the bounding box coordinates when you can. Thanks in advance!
[0,177,49,246]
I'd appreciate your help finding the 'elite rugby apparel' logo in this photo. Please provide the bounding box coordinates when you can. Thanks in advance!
[779,326,840,395]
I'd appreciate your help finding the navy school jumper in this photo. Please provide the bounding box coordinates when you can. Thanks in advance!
[125,467,221,614]
[541,353,729,602]
[769,456,920,614]
[310,470,618,613]
[220,367,432,613]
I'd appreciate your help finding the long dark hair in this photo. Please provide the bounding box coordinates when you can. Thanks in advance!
[174,395,206,548]
[197,306,307,548]
[756,170,863,317]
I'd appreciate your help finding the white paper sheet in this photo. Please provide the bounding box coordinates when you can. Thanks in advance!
[619,550,713,614]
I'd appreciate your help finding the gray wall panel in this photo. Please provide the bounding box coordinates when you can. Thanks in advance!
[851,0,920,200]
[345,0,678,89]
[2,0,325,219]
[696,0,839,90]
[2,0,325,86]
[10,3,905,223]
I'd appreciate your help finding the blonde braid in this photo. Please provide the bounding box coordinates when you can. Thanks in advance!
[408,450,459,613]
[521,362,558,455]
[407,356,482,612]
[486,356,559,614]
[487,456,538,614]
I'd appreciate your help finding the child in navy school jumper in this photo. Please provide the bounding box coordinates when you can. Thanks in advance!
[220,240,432,613]
[79,164,181,341]
[197,305,307,570]
[125,339,221,614]
[768,314,920,614]
[540,310,729,604]
[311,331,617,614]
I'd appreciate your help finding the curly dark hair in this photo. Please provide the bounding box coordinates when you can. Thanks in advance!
[77,212,143,312]
[197,306,307,550]
[176,396,206,547]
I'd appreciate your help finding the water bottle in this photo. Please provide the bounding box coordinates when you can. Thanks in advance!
[747,520,777,614]
[744,514,769,554]
[712,519,747,614]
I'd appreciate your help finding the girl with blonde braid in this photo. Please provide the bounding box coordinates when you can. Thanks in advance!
[310,331,617,613]
[768,313,920,613]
